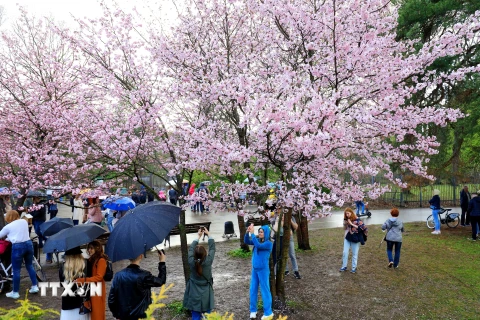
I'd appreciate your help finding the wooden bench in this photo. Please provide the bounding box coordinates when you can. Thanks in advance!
[164,222,212,247]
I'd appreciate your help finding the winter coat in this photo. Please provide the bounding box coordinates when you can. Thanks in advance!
[108,263,166,320]
[30,203,46,222]
[244,225,273,270]
[77,257,107,320]
[381,218,404,242]
[460,190,472,208]
[429,195,441,210]
[467,197,480,217]
[183,238,215,312]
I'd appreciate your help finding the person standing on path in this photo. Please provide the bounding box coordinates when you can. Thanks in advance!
[48,199,58,219]
[108,250,166,320]
[429,189,441,235]
[381,208,404,269]
[244,224,274,320]
[73,194,83,226]
[168,186,178,206]
[59,247,89,320]
[87,197,103,226]
[77,240,107,320]
[0,210,39,299]
[183,227,215,320]
[460,185,471,227]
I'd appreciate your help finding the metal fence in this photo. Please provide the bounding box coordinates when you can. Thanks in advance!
[378,184,480,208]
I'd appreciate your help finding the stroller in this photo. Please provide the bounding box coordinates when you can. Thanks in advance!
[222,221,237,239]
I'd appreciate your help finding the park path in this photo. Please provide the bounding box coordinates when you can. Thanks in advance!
[52,202,461,250]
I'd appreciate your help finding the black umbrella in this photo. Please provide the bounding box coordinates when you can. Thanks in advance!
[26,190,46,198]
[106,202,180,262]
[43,224,107,253]
[39,217,74,237]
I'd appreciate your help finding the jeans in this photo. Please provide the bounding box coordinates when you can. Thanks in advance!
[342,238,360,270]
[285,237,299,272]
[249,267,272,316]
[432,209,441,231]
[192,310,210,320]
[106,215,115,232]
[169,198,177,206]
[32,220,46,248]
[470,216,480,240]
[11,240,37,292]
[49,210,58,219]
[386,241,402,267]
[355,202,365,215]
[461,205,470,225]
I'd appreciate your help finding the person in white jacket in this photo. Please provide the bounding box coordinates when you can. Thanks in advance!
[72,194,83,225]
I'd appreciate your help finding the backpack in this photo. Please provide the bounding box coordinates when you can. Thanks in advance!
[97,259,114,281]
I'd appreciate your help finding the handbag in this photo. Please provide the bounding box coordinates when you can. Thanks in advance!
[79,298,92,315]
[78,274,92,315]
[0,240,11,254]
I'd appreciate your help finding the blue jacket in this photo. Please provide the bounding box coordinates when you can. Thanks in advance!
[244,225,273,269]
[467,197,480,217]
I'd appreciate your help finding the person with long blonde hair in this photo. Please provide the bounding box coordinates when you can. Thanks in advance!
[59,247,89,320]
[339,208,366,274]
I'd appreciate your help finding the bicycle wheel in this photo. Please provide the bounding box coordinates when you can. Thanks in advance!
[426,215,435,229]
[33,258,47,282]
[446,213,460,228]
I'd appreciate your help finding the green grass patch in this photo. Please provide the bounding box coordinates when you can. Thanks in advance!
[227,248,253,258]
[165,300,187,316]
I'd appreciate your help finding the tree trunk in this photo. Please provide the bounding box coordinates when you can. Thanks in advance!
[271,208,292,305]
[179,209,190,283]
[237,213,250,251]
[296,212,311,250]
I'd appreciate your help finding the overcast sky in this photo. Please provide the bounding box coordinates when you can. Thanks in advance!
[0,0,179,28]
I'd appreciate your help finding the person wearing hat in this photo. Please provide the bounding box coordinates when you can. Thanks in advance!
[467,191,480,241]
[59,247,89,320]
[429,189,441,235]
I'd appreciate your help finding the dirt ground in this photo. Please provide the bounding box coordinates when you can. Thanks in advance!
[2,222,473,320]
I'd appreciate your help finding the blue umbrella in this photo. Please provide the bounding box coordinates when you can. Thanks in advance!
[43,224,107,253]
[106,202,180,262]
[26,190,46,198]
[39,217,74,237]
[103,196,135,211]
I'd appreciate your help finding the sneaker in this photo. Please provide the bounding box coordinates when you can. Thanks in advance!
[284,270,289,276]
[6,291,19,299]
[388,262,393,268]
[394,266,399,269]
[261,314,273,320]
[350,269,356,274]
[468,238,477,241]
[250,312,257,319]
[339,267,347,272]
[294,271,302,279]
[431,231,441,235]
[29,285,39,294]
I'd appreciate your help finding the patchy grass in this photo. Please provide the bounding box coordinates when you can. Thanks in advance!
[284,222,480,319]
[227,248,253,259]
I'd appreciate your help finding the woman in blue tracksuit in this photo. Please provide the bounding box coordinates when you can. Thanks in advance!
[244,224,273,320]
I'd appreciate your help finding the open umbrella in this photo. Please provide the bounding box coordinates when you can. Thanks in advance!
[103,197,135,211]
[26,190,46,198]
[0,187,12,195]
[43,224,107,253]
[106,202,180,262]
[39,217,74,237]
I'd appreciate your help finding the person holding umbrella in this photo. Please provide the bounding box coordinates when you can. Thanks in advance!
[183,227,215,320]
[59,247,89,320]
[77,240,108,320]
[0,210,39,299]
